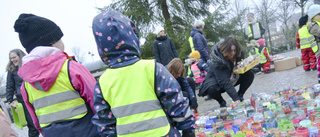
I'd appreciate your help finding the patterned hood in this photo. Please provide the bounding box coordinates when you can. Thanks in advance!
[92,9,140,68]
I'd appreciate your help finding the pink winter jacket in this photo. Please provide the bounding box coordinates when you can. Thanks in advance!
[18,47,96,134]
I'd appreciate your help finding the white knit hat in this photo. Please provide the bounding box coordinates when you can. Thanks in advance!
[154,26,164,35]
[308,4,320,20]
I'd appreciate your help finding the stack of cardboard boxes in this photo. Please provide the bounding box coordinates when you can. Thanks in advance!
[273,57,302,71]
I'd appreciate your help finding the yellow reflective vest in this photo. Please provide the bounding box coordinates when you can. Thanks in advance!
[307,21,320,53]
[248,47,260,56]
[247,22,261,39]
[260,47,270,64]
[298,25,314,49]
[189,36,195,52]
[99,60,170,137]
[24,59,87,128]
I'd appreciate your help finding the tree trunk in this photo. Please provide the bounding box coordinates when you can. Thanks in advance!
[161,0,173,36]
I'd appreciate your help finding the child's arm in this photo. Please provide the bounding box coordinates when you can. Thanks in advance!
[69,60,96,113]
[155,63,195,130]
[91,82,116,137]
[264,48,271,61]
[296,31,300,49]
[177,77,198,110]
[308,21,320,37]
[21,84,43,135]
[197,59,208,72]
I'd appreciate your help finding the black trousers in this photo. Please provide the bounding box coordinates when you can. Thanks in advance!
[207,70,254,103]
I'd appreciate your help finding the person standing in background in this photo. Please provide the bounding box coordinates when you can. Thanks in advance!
[190,20,211,63]
[296,15,317,71]
[6,49,39,137]
[153,26,179,66]
[244,12,265,42]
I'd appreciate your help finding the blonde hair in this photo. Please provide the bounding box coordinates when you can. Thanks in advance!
[6,49,26,72]
[166,58,185,78]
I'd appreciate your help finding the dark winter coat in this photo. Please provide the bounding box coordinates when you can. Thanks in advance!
[6,70,24,103]
[176,77,196,99]
[153,36,178,66]
[190,27,210,62]
[92,9,195,136]
[199,45,243,101]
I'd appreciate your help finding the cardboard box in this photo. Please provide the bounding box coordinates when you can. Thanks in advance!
[274,57,297,71]
[294,57,302,66]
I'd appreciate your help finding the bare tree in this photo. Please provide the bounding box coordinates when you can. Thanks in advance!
[278,1,297,49]
[251,0,279,55]
[70,46,85,64]
[292,0,308,16]
[231,0,248,31]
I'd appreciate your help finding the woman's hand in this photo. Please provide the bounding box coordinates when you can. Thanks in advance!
[9,102,16,108]
[234,100,240,103]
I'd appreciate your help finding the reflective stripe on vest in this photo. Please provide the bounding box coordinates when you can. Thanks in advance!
[24,59,87,128]
[247,22,261,39]
[189,36,195,52]
[298,26,313,49]
[99,60,170,137]
[260,47,269,64]
[191,62,201,78]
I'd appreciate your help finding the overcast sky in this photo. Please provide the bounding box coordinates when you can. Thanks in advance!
[0,0,111,80]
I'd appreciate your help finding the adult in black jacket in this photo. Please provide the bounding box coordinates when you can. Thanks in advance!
[6,49,39,137]
[198,37,254,107]
[153,26,179,66]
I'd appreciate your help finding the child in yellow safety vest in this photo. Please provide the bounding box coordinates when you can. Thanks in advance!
[91,9,196,137]
[296,15,317,71]
[307,3,320,83]
[257,38,272,74]
[188,51,208,84]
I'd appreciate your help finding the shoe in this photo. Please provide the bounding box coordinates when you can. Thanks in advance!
[256,71,262,75]
[305,69,311,72]
[238,94,244,102]
[219,100,227,108]
[312,68,317,71]
[263,70,271,74]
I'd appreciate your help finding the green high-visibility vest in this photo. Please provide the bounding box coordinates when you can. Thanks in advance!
[189,36,195,52]
[99,60,170,137]
[247,22,261,39]
[307,21,320,53]
[24,59,87,128]
[248,47,260,56]
[260,47,270,64]
[298,25,313,49]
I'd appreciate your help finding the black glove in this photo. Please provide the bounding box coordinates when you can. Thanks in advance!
[189,97,198,110]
